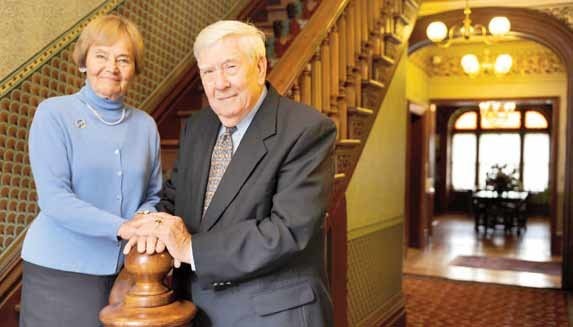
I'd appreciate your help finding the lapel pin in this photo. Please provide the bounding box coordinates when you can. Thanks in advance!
[75,119,87,129]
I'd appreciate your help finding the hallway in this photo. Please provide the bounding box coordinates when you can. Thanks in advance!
[403,214,561,289]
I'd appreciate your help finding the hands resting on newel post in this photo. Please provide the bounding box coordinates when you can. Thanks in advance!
[117,212,192,268]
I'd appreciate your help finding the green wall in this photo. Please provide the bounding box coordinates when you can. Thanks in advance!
[347,51,407,239]
[345,51,407,325]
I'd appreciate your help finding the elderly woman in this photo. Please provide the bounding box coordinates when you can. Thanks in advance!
[20,15,161,326]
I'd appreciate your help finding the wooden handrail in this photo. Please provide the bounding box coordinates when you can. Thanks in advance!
[0,231,26,301]
[268,0,351,94]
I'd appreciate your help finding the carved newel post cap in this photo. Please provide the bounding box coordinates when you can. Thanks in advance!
[100,251,196,327]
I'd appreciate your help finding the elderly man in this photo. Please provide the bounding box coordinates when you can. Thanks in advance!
[126,20,336,326]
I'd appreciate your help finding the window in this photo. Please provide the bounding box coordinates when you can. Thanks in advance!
[523,134,550,191]
[525,111,549,129]
[450,107,550,192]
[455,112,477,130]
[452,134,476,190]
[478,134,520,188]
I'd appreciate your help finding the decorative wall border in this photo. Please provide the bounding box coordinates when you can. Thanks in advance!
[348,215,403,240]
[0,0,124,98]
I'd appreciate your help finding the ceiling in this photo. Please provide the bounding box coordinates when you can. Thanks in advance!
[419,0,573,16]
[411,1,571,77]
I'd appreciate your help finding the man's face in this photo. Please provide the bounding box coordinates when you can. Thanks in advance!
[197,37,267,126]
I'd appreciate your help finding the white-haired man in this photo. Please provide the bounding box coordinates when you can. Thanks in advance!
[125,20,335,326]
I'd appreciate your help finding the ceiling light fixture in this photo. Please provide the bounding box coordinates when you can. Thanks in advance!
[460,50,513,77]
[426,0,511,48]
[479,101,516,123]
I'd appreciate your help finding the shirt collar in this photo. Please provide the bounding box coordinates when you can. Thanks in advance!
[219,86,268,137]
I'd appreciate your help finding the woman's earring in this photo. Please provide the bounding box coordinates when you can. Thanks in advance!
[79,67,87,73]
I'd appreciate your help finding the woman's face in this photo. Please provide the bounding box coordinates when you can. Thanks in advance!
[84,38,135,100]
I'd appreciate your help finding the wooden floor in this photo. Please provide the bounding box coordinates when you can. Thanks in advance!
[403,214,562,289]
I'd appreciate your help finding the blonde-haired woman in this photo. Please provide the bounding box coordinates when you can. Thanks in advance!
[20,15,161,326]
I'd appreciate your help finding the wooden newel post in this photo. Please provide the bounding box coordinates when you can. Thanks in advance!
[100,251,197,326]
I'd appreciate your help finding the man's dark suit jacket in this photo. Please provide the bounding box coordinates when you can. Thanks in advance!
[158,83,336,327]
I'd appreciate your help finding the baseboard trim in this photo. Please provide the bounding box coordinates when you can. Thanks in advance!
[356,290,406,327]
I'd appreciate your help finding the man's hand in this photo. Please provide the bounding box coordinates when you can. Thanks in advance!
[122,213,192,268]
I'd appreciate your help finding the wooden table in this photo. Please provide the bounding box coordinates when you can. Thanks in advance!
[472,190,529,234]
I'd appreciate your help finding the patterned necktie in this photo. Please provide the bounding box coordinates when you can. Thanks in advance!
[203,126,237,215]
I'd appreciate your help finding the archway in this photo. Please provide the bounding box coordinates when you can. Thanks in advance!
[408,7,573,289]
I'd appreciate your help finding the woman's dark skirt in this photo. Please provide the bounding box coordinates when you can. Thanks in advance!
[20,261,116,327]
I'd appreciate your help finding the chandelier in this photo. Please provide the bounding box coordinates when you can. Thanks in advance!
[425,0,511,48]
[460,50,512,76]
[479,101,516,123]
[425,0,512,77]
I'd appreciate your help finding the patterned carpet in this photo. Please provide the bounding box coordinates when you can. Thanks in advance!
[404,275,569,326]
[449,255,561,276]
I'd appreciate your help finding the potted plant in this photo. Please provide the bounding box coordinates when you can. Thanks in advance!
[485,164,519,194]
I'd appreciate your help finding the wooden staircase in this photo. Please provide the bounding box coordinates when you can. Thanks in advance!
[152,0,421,325]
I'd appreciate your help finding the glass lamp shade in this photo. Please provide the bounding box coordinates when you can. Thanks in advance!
[494,54,513,74]
[503,102,516,112]
[461,54,480,75]
[479,101,490,111]
[426,21,448,42]
[489,16,511,36]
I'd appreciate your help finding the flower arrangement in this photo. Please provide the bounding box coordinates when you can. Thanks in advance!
[485,164,519,193]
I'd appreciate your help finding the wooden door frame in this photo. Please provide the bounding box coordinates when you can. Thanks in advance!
[429,98,559,253]
[405,101,431,249]
[409,7,573,289]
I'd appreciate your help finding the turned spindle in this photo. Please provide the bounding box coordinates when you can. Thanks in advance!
[100,251,196,327]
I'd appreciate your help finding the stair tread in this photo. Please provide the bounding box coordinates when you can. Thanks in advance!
[266,4,287,12]
[362,79,385,90]
[384,32,402,44]
[334,173,346,180]
[348,106,375,115]
[256,21,274,28]
[373,54,395,66]
[161,139,180,146]
[394,13,409,25]
[405,0,420,9]
[336,139,361,147]
[176,109,196,117]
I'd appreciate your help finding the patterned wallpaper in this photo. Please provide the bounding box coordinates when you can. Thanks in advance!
[347,224,403,326]
[0,0,237,254]
[0,0,105,79]
[538,4,573,30]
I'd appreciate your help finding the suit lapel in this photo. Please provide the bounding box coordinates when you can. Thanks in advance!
[187,110,220,232]
[201,85,279,231]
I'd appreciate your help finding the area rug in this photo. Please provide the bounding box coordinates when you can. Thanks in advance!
[449,255,561,276]
[404,274,568,326]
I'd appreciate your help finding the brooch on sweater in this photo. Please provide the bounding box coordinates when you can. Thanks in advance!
[75,119,87,129]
